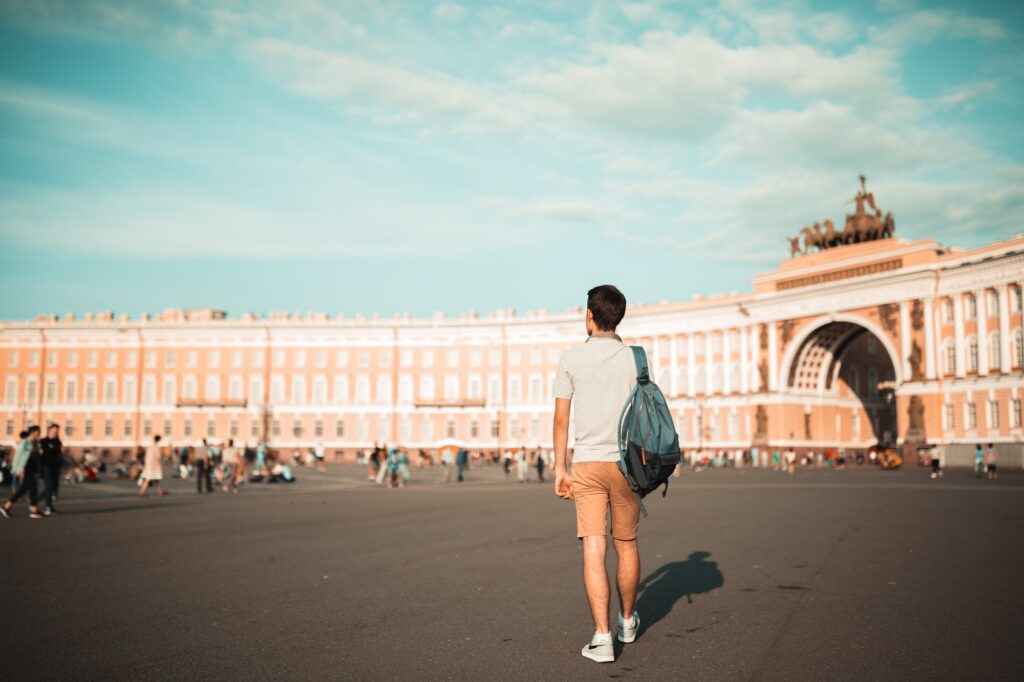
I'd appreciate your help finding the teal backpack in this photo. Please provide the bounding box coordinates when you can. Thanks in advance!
[617,346,680,514]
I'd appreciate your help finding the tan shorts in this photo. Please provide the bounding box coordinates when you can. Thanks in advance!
[572,461,640,541]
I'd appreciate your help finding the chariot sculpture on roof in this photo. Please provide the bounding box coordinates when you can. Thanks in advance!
[787,175,895,257]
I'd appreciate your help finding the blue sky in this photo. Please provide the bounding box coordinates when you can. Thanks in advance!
[1,0,1022,320]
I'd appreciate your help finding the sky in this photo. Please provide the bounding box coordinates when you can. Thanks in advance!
[1,0,1022,321]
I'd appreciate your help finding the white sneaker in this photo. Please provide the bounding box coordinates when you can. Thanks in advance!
[581,633,614,663]
[618,610,640,643]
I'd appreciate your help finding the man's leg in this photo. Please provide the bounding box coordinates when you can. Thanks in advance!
[613,538,640,618]
[582,535,610,634]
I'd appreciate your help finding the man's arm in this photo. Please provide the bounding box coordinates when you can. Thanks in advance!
[553,397,573,499]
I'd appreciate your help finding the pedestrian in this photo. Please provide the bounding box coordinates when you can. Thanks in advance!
[1,427,43,519]
[139,435,168,498]
[456,448,468,482]
[552,285,641,664]
[503,450,512,478]
[38,423,63,515]
[368,445,381,481]
[974,444,985,478]
[985,444,998,480]
[930,446,943,479]
[398,448,410,484]
[440,448,453,482]
[516,447,528,482]
[314,441,326,472]
[221,439,240,493]
[195,439,214,493]
[535,449,546,482]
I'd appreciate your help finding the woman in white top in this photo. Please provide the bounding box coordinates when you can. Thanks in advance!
[139,435,167,497]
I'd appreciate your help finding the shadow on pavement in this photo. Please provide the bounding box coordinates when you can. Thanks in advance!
[636,551,724,635]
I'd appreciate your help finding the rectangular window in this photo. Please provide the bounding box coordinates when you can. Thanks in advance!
[26,379,37,402]
[232,350,244,368]
[943,403,955,431]
[126,351,137,368]
[45,378,56,403]
[165,350,176,367]
[186,351,197,368]
[5,377,16,403]
[208,350,220,368]
[965,402,977,430]
[942,299,954,324]
[273,350,285,368]
[470,350,482,367]
[422,350,434,368]
[272,419,281,437]
[379,349,391,367]
[162,378,176,405]
[295,350,306,368]
[333,376,348,404]
[206,376,221,400]
[104,419,113,437]
[68,350,78,368]
[124,377,136,403]
[443,374,459,401]
[143,419,152,437]
[207,418,216,437]
[509,349,521,366]
[85,378,97,403]
[489,349,501,366]
[29,350,39,367]
[336,350,348,368]
[229,376,243,400]
[253,350,264,368]
[315,419,323,437]
[145,351,155,368]
[64,378,77,403]
[5,419,13,436]
[250,376,264,406]
[106,351,117,367]
[47,350,58,367]
[271,376,284,403]
[312,376,327,404]
[291,376,305,404]
[377,375,392,403]
[356,375,371,403]
[530,416,540,440]
[124,419,133,438]
[400,349,413,368]
[470,418,479,438]
[446,417,456,439]
[446,350,459,368]
[84,419,93,437]
[7,350,18,368]
[230,419,239,437]
[965,294,977,320]
[184,418,193,437]
[988,400,1000,429]
[104,378,117,404]
[164,419,172,436]
[357,349,369,368]
[314,350,327,368]
[1011,399,1022,429]
[87,350,98,367]
[490,417,499,438]
[65,419,74,437]
[336,418,345,438]
[419,375,435,401]
[530,348,542,364]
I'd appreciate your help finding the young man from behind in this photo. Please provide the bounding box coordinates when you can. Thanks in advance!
[553,285,641,663]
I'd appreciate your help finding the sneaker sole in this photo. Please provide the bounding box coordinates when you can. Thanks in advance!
[581,649,614,663]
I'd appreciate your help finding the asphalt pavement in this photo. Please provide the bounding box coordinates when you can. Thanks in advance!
[3,462,1023,680]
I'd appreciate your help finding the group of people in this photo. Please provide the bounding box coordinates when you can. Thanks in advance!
[1,424,64,519]
[503,448,551,483]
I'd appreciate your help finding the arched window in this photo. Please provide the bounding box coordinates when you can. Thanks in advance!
[943,338,956,375]
[966,335,979,373]
[989,332,1001,370]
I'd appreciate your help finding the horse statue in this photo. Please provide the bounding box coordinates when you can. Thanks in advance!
[787,236,803,258]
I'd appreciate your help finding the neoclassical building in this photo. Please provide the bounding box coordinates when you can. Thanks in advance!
[2,234,1023,467]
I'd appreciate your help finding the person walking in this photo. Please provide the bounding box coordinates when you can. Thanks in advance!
[929,445,943,479]
[552,285,641,664]
[535,449,546,483]
[1,427,44,519]
[985,443,998,480]
[456,448,468,482]
[139,435,168,498]
[38,423,63,515]
[195,439,214,493]
[441,448,453,483]
[974,444,985,478]
[221,439,240,493]
[516,447,529,483]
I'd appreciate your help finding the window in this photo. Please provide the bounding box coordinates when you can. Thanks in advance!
[232,350,244,368]
[530,416,540,440]
[125,419,135,437]
[103,377,116,403]
[314,350,327,368]
[7,350,18,368]
[470,350,482,367]
[312,376,327,404]
[490,417,500,438]
[45,378,56,403]
[530,347,542,364]
[335,350,348,367]
[488,376,501,403]
[1012,286,1022,313]
[104,419,113,437]
[4,377,15,403]
[272,419,281,437]
[273,350,285,368]
[400,349,413,368]
[163,418,172,436]
[29,350,39,367]
[126,351,137,368]
[208,418,218,437]
[6,419,15,436]
[123,377,136,403]
[295,350,306,368]
[251,419,259,438]
[419,375,435,401]
[420,415,431,441]
[529,375,542,403]
[510,416,519,439]
[270,376,284,403]
[230,419,238,437]
[712,364,723,393]
[988,399,1000,429]
[84,419,93,437]
[446,417,456,438]
[1011,399,1022,429]
[677,367,689,395]
[64,378,77,403]
[446,350,458,368]
[508,375,521,403]
[208,350,220,368]
[143,377,155,403]
[229,376,243,400]
[291,376,306,404]
[377,375,392,403]
[253,350,264,368]
[333,376,348,404]
[47,350,58,367]
[1014,330,1023,368]
[678,335,689,355]
[353,375,369,403]
[467,374,482,400]
[165,350,176,367]
[85,378,97,403]
[965,294,977,320]
[69,350,78,368]
[967,336,979,373]
[965,401,977,430]
[379,349,391,367]
[728,412,739,439]
[336,419,346,438]
[144,351,155,368]
[943,338,956,375]
[509,350,521,366]
[987,290,999,316]
[443,375,459,401]
[357,349,369,368]
[182,377,197,400]
[205,376,220,400]
[941,299,954,324]
[250,376,264,406]
[186,351,197,368]
[470,418,479,439]
[143,419,152,437]
[399,375,413,403]
[712,333,723,354]
[694,365,706,394]
[422,350,434,368]
[489,349,501,366]
[852,410,861,438]
[989,333,1001,370]
[103,351,115,367]
[293,419,302,438]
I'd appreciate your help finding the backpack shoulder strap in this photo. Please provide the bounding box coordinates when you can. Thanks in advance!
[629,345,649,385]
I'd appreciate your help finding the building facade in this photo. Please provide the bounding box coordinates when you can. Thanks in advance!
[2,236,1023,467]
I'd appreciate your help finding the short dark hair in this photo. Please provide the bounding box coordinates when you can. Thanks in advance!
[154,434,162,443]
[27,425,40,435]
[587,284,627,331]
[18,430,28,439]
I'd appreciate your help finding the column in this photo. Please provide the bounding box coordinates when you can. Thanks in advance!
[923,298,936,379]
[687,333,696,397]
[999,283,1011,374]
[976,289,989,375]
[740,325,750,394]
[899,300,911,381]
[722,329,732,394]
[953,293,966,378]
[669,335,679,396]
[768,321,779,392]
[704,333,713,394]
[750,327,760,392]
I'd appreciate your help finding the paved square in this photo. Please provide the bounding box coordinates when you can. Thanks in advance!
[5,464,1023,680]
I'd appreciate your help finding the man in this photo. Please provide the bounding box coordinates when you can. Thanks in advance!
[985,443,998,480]
[455,448,468,482]
[195,439,214,494]
[38,424,63,515]
[553,285,640,664]
[1,426,43,519]
[974,444,985,478]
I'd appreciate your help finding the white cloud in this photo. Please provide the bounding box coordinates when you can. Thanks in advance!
[432,2,467,23]
[936,80,997,110]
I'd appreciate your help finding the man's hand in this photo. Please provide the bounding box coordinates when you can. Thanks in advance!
[554,467,573,500]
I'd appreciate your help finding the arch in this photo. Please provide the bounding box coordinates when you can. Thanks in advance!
[777,313,903,392]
